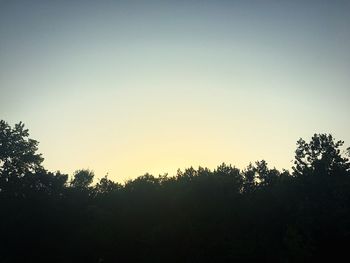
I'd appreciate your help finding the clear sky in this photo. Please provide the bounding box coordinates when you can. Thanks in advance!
[1,0,350,182]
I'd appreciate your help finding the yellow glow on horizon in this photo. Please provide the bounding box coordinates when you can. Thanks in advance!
[2,1,350,182]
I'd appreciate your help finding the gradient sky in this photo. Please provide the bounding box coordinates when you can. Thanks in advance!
[1,0,350,182]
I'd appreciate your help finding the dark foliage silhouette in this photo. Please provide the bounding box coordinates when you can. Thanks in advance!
[1,120,350,262]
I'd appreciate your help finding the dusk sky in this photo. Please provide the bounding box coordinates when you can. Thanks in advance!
[1,0,350,182]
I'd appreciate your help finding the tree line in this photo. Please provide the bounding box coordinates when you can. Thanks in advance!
[1,120,350,262]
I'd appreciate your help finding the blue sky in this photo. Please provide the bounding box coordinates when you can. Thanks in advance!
[1,0,349,181]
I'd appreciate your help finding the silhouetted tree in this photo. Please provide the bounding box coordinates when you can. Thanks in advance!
[70,169,94,190]
[1,120,350,262]
[94,174,121,195]
[255,160,280,187]
[293,133,350,176]
[0,120,44,194]
[0,120,43,175]
[242,163,256,193]
[214,163,243,191]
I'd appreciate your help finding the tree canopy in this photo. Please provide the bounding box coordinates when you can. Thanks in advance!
[293,133,350,176]
[1,120,349,262]
[0,120,43,176]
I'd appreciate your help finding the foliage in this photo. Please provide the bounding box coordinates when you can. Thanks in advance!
[0,120,43,176]
[293,133,350,176]
[1,121,350,262]
[70,169,95,190]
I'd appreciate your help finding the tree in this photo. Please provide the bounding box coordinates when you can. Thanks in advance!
[255,160,280,187]
[70,169,94,190]
[0,120,44,194]
[293,133,350,176]
[242,163,256,193]
[94,174,121,195]
[0,120,43,176]
[214,163,243,192]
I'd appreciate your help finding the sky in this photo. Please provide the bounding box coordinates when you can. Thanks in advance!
[1,0,350,182]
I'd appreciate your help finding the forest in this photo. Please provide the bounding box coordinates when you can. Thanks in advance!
[1,119,350,262]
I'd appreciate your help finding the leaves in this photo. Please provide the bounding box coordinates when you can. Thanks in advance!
[293,133,350,176]
[1,120,350,262]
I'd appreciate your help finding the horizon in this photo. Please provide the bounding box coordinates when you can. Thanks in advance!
[1,0,350,182]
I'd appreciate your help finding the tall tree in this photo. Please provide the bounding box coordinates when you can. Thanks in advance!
[0,120,43,176]
[70,169,95,190]
[293,133,350,176]
[255,160,280,187]
[0,120,44,193]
